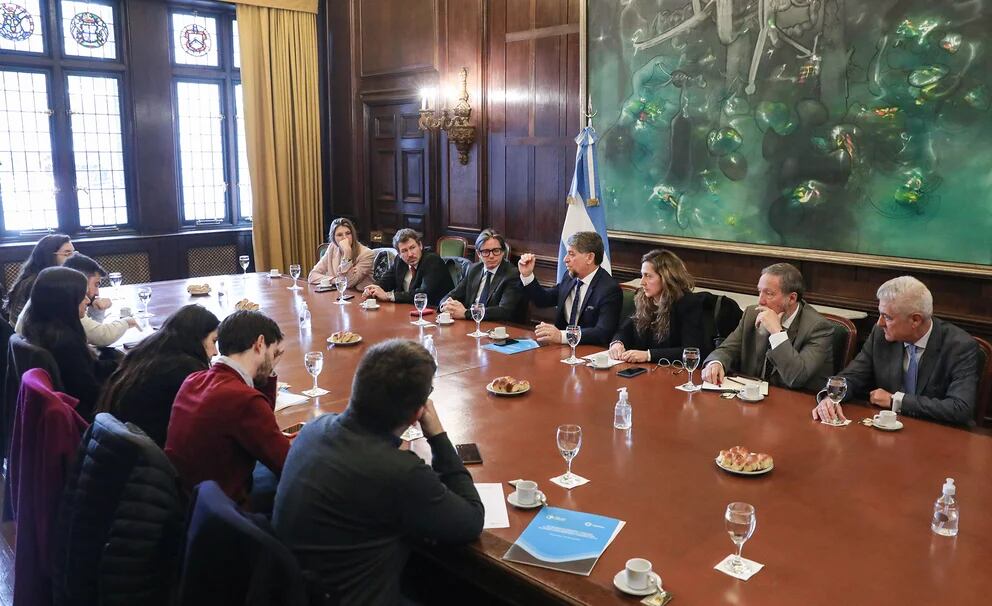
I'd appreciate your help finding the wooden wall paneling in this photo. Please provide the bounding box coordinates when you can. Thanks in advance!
[358,0,438,77]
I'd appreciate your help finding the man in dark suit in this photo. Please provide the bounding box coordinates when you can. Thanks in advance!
[517,231,622,347]
[273,339,484,604]
[813,276,979,426]
[440,229,524,322]
[702,263,833,391]
[362,228,453,307]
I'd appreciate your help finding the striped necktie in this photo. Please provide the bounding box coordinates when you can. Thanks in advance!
[904,343,919,395]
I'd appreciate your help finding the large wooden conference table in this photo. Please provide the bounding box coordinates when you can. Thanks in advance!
[123,273,992,605]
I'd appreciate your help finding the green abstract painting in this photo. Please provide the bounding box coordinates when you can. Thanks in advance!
[589,0,992,266]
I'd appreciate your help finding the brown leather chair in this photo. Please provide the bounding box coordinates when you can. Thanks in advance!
[821,313,858,374]
[974,336,992,427]
[436,236,468,258]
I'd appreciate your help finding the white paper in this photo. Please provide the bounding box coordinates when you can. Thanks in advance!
[820,418,852,427]
[582,351,624,368]
[702,377,768,395]
[275,391,310,411]
[400,425,424,441]
[714,554,764,580]
[475,483,510,529]
[549,473,590,490]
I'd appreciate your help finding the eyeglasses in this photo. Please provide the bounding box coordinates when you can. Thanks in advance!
[650,358,685,375]
[478,248,504,257]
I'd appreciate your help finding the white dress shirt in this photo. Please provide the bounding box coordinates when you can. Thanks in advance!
[521,267,599,343]
[768,304,802,350]
[891,321,934,412]
[474,268,498,303]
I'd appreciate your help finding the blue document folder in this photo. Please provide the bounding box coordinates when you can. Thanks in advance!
[481,338,540,355]
[502,507,624,575]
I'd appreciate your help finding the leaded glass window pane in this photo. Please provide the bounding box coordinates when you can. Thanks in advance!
[234,83,251,220]
[0,70,58,231]
[176,80,225,222]
[0,0,44,54]
[67,74,127,227]
[172,12,217,67]
[61,1,115,59]
[232,19,240,69]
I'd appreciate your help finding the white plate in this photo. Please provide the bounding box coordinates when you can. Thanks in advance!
[872,419,903,431]
[486,381,530,396]
[487,331,511,340]
[613,571,662,596]
[437,318,455,325]
[507,490,545,509]
[737,393,765,403]
[360,303,380,310]
[715,457,774,476]
[327,335,363,346]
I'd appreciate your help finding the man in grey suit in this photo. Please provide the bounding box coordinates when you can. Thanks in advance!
[812,276,979,426]
[701,263,833,391]
[440,228,524,322]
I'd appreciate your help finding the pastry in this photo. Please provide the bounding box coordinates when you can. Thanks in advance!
[186,283,211,295]
[718,446,773,471]
[235,298,260,311]
[329,331,361,344]
[490,376,530,394]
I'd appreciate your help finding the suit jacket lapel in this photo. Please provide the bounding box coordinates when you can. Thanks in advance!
[786,303,804,344]
[914,319,942,395]
[468,265,483,303]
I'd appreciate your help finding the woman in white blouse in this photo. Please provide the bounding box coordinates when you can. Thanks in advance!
[308,217,376,291]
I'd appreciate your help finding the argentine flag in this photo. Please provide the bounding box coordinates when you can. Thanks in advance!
[557,126,611,282]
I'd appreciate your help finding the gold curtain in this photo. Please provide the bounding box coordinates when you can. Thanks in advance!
[236,4,322,270]
[220,1,317,14]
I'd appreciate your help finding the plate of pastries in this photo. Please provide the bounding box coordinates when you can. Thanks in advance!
[234,298,260,311]
[186,283,211,296]
[486,376,530,396]
[715,446,774,475]
[327,331,363,345]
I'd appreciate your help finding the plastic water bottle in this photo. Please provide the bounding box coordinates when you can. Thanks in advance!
[422,334,438,373]
[613,387,632,430]
[931,478,959,536]
[298,301,311,330]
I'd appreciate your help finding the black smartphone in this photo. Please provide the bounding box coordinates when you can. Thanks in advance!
[282,422,306,436]
[339,294,354,301]
[455,443,483,465]
[491,338,519,346]
[617,367,647,378]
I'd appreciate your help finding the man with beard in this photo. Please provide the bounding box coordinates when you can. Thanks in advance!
[166,310,289,511]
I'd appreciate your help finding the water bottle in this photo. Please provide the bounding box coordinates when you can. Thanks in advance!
[613,387,632,430]
[422,334,438,373]
[931,478,959,536]
[299,301,311,330]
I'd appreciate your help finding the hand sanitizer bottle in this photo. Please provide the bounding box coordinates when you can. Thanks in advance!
[931,478,959,536]
[422,335,438,374]
[613,387,632,430]
[299,301,311,330]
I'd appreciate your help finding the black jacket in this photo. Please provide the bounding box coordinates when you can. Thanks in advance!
[613,292,711,361]
[53,413,185,606]
[376,251,453,307]
[522,267,623,346]
[441,260,525,322]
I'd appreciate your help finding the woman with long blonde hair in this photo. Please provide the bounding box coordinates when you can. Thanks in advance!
[609,249,708,363]
[308,217,376,291]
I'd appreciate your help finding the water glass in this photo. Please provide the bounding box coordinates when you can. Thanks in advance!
[288,264,302,290]
[238,255,250,274]
[108,272,123,299]
[725,502,756,574]
[137,286,153,318]
[334,275,349,304]
[563,324,583,365]
[825,376,848,405]
[303,351,325,396]
[413,292,430,326]
[681,347,701,391]
[556,424,582,486]
[469,302,486,337]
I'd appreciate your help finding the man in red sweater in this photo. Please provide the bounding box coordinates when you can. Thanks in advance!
[165,310,290,508]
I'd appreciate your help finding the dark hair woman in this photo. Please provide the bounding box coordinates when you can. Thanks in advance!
[21,266,113,421]
[97,304,220,447]
[307,217,375,291]
[609,249,709,363]
[4,234,74,324]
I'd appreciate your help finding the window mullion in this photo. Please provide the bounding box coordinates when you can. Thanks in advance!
[51,64,80,234]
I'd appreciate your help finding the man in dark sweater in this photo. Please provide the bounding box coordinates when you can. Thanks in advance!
[273,339,484,605]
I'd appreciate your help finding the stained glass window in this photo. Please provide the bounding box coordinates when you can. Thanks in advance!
[172,12,217,67]
[0,70,58,232]
[0,0,44,53]
[176,81,226,222]
[67,74,127,227]
[234,83,252,219]
[61,1,116,59]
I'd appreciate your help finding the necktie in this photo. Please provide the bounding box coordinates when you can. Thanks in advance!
[478,271,493,304]
[904,344,919,395]
[568,278,583,325]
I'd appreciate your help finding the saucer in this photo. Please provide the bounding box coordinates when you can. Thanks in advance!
[437,318,455,325]
[507,490,545,509]
[872,419,903,431]
[612,570,662,596]
[360,303,380,310]
[737,393,765,403]
[488,331,510,340]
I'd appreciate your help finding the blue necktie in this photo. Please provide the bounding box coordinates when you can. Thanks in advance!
[479,271,493,305]
[568,278,583,325]
[904,344,919,395]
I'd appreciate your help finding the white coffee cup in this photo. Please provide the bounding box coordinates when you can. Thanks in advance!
[589,354,610,369]
[438,311,452,323]
[492,326,508,339]
[516,480,539,505]
[269,268,280,277]
[362,299,379,309]
[874,410,898,427]
[625,558,653,591]
[320,277,332,287]
[743,383,761,400]
[119,307,132,318]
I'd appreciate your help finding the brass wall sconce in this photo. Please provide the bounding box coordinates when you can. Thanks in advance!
[419,67,476,165]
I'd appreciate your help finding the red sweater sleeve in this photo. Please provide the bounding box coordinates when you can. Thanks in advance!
[238,375,289,475]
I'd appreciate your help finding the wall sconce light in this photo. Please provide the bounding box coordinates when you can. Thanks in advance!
[419,67,476,165]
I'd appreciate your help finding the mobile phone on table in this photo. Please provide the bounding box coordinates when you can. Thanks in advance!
[617,367,647,378]
[339,294,354,301]
[455,443,483,465]
[281,422,305,437]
